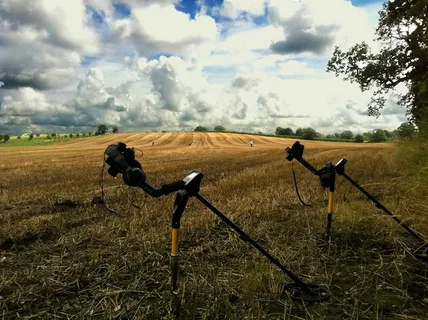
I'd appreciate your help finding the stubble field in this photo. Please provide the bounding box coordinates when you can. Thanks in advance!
[1,132,428,319]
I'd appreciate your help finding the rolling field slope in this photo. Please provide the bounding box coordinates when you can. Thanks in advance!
[1,133,427,319]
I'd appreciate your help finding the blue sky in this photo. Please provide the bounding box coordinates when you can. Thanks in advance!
[110,0,385,23]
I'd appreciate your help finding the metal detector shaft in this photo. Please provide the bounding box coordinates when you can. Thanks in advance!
[195,193,305,285]
[340,172,424,243]
[293,157,319,176]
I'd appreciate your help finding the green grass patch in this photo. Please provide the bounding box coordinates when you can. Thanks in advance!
[0,136,70,147]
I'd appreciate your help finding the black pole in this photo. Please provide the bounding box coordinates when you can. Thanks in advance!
[340,171,425,243]
[195,193,305,285]
[325,165,336,243]
[170,190,189,318]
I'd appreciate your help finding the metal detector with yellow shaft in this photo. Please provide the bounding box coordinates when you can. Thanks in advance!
[286,141,337,243]
[285,141,428,260]
[103,142,330,318]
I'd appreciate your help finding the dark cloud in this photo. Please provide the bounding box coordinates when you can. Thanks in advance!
[0,0,99,92]
[31,112,79,127]
[179,112,196,122]
[100,97,127,112]
[0,33,80,91]
[269,8,339,55]
[232,104,247,120]
[231,76,259,89]
[0,74,52,91]
[270,31,335,55]
[269,113,309,119]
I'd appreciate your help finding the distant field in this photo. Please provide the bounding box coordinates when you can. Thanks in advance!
[1,132,427,319]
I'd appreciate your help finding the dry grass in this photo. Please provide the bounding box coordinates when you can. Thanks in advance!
[1,132,428,319]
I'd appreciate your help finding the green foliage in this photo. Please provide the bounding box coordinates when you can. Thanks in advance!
[194,126,208,132]
[383,130,392,139]
[76,133,80,137]
[28,134,34,140]
[97,124,108,135]
[397,122,416,139]
[327,0,428,130]
[0,134,9,142]
[88,132,92,136]
[36,134,40,137]
[370,129,388,142]
[0,134,3,142]
[112,126,119,133]
[295,128,303,136]
[275,127,294,136]
[341,130,354,140]
[354,134,364,143]
[301,127,319,140]
[214,125,226,131]
[17,135,21,139]
[46,134,51,140]
[83,133,86,137]
[69,134,73,138]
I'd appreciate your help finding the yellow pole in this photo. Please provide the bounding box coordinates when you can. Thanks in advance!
[170,227,180,317]
[328,191,334,214]
[171,228,179,256]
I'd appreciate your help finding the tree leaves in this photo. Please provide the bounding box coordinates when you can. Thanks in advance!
[327,0,428,128]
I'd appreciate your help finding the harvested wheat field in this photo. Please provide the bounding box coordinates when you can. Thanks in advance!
[1,132,428,319]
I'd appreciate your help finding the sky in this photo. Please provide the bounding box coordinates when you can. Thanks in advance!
[0,0,408,135]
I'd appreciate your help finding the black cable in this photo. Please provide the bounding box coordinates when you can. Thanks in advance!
[291,161,312,207]
[130,187,148,210]
[99,146,120,216]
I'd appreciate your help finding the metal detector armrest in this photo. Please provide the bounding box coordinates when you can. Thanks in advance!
[285,141,319,175]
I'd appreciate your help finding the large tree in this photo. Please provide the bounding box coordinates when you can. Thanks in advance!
[397,121,416,138]
[327,0,428,131]
[275,127,294,136]
[340,130,354,140]
[301,127,319,140]
[194,126,208,132]
[97,124,108,135]
[370,129,388,142]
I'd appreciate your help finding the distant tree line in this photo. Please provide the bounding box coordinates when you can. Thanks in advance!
[274,122,417,143]
[0,122,417,144]
[194,125,226,132]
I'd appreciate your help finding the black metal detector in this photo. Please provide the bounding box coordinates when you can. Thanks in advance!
[285,141,428,260]
[285,141,336,243]
[103,142,330,317]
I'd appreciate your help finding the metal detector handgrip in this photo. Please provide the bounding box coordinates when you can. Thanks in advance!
[139,180,185,198]
[138,171,203,198]
[162,180,186,195]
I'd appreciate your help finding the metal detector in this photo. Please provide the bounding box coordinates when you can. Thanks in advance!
[103,142,330,317]
[285,141,428,260]
[285,141,336,244]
